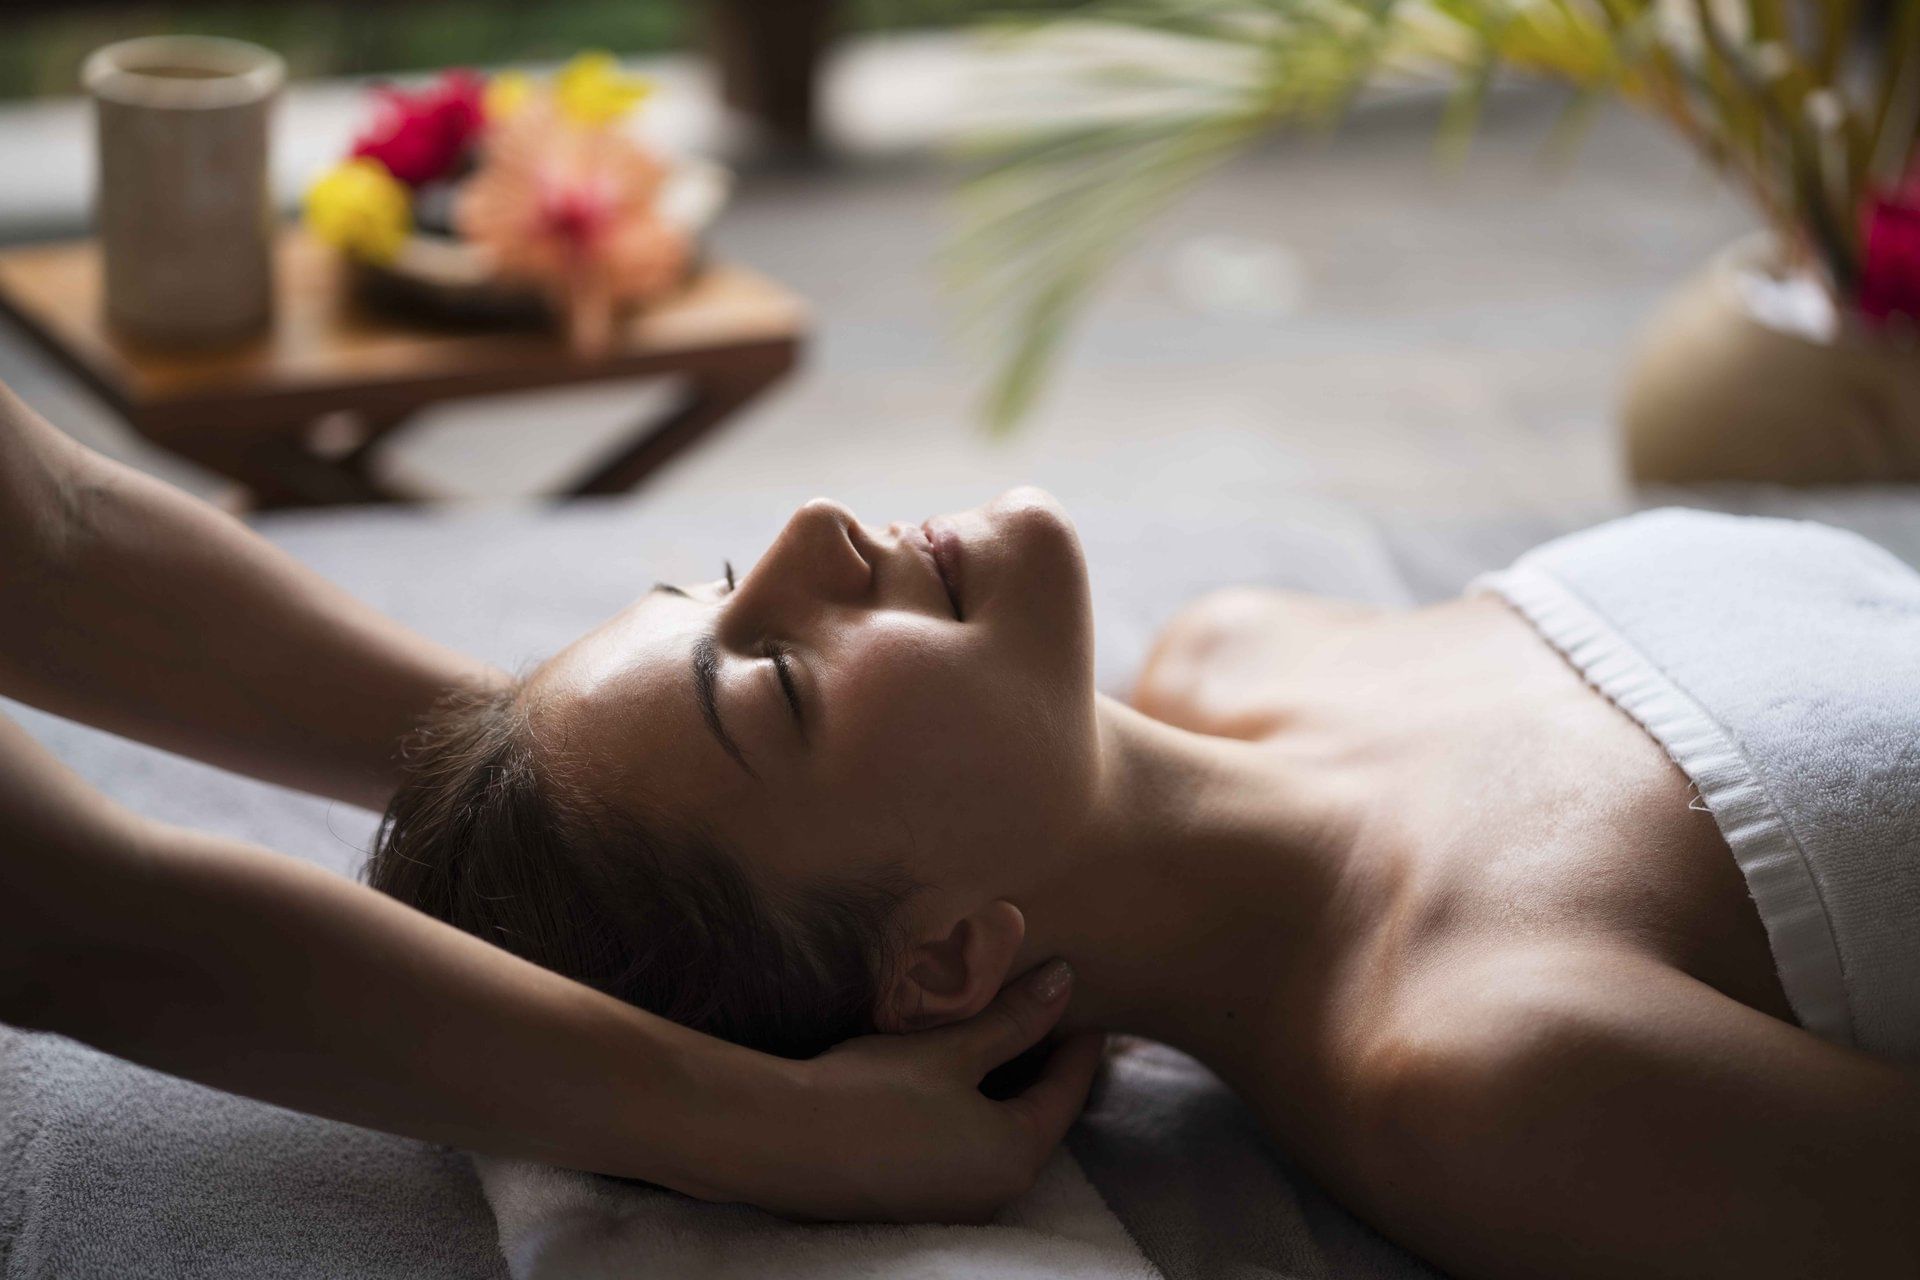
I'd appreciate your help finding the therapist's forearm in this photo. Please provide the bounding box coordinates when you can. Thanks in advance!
[0,383,501,809]
[4,785,778,1191]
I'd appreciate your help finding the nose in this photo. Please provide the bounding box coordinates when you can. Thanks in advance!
[728,498,872,623]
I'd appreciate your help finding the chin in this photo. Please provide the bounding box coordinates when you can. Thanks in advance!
[982,486,1095,684]
[971,484,1083,590]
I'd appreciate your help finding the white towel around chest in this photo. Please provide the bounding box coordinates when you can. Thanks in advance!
[1480,508,1920,1062]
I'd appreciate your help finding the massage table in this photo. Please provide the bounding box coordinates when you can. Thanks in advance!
[7,482,1918,1279]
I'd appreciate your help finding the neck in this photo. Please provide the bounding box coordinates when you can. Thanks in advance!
[1017,697,1368,1070]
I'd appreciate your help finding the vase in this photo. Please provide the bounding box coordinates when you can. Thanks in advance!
[84,36,284,348]
[1621,233,1920,485]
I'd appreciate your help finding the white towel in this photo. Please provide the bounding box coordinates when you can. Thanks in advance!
[472,1150,1161,1280]
[1480,509,1920,1062]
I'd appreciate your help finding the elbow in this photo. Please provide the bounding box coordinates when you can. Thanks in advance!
[0,424,99,596]
[0,440,122,683]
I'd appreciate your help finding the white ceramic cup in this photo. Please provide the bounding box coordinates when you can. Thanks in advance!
[84,36,285,347]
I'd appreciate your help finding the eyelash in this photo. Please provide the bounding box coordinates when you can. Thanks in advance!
[720,560,802,723]
[765,639,803,723]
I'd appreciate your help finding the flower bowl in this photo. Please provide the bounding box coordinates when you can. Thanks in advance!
[346,155,731,330]
[306,57,730,351]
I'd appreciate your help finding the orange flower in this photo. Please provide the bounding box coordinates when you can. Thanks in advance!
[456,103,690,354]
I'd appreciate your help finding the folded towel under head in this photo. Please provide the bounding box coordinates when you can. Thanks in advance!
[472,1150,1159,1280]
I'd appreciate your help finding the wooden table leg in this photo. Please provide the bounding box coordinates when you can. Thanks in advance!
[316,407,417,498]
[154,408,417,509]
[568,348,796,498]
[143,344,791,507]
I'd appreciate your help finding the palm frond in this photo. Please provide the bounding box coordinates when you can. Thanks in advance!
[951,1,1411,430]
[952,0,1911,433]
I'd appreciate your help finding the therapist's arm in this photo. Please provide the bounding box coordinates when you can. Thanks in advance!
[0,711,1103,1222]
[0,380,1103,1221]
[0,379,500,810]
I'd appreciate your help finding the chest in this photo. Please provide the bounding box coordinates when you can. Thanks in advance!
[1210,598,1795,1040]
[1323,605,1797,1035]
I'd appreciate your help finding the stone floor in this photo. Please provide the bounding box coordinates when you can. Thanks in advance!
[0,35,1756,526]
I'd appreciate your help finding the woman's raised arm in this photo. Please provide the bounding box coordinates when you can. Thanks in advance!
[0,378,500,810]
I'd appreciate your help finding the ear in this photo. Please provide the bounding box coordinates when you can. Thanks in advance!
[878,900,1027,1033]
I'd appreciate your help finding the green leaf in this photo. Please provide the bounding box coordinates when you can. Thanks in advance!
[951,0,1880,432]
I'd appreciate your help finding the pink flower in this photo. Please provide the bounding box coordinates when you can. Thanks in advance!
[351,70,487,188]
[1858,176,1920,326]
[456,104,690,354]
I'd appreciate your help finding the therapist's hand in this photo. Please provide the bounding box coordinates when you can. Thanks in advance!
[720,959,1106,1224]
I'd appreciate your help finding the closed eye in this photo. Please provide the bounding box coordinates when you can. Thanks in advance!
[765,639,804,729]
[701,559,800,734]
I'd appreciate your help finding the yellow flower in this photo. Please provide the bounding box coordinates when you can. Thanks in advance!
[555,52,652,128]
[303,158,411,264]
[484,70,534,122]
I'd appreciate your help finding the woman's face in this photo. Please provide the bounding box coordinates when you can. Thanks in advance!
[527,486,1098,899]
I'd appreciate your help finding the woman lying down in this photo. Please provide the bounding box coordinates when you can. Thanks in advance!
[368,488,1920,1280]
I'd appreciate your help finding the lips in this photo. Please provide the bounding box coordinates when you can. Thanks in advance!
[922,519,963,620]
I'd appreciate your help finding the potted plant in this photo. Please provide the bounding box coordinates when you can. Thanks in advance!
[955,0,1920,484]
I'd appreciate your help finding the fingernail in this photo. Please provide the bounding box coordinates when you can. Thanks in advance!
[1031,959,1074,1005]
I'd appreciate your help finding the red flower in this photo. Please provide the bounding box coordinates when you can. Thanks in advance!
[1859,176,1920,326]
[351,70,486,189]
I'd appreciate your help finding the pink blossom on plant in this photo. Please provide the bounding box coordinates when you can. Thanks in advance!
[455,104,691,354]
[351,70,487,188]
[1858,175,1920,326]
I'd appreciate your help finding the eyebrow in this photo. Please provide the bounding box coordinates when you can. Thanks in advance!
[650,582,756,776]
[691,632,755,778]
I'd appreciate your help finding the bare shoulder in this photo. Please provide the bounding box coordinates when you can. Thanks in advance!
[1331,942,1920,1280]
[1133,587,1384,738]
[1342,943,1660,1125]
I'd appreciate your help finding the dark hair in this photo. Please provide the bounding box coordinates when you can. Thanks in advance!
[365,682,916,1059]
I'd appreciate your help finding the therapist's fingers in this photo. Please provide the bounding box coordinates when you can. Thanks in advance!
[943,958,1077,1078]
[1002,1030,1107,1153]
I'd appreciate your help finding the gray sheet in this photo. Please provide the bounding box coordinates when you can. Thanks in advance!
[6,484,1919,1279]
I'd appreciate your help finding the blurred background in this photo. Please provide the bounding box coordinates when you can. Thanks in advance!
[0,0,1767,520]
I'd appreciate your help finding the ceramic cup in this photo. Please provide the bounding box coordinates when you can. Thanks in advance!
[84,36,285,347]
